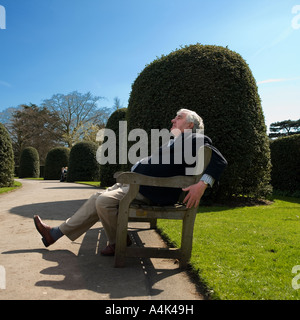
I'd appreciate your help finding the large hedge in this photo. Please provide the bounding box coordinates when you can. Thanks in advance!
[44,147,70,180]
[0,123,14,187]
[270,134,300,194]
[67,141,100,182]
[100,108,127,187]
[127,44,272,199]
[19,147,40,178]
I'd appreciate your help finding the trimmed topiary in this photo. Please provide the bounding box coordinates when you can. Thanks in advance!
[127,44,272,199]
[19,147,40,178]
[0,123,15,187]
[270,134,300,194]
[67,141,100,182]
[44,147,70,180]
[100,108,127,187]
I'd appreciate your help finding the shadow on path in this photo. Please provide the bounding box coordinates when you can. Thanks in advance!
[10,200,88,221]
[2,226,183,299]
[2,181,198,299]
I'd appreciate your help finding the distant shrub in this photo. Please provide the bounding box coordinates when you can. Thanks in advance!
[67,141,99,182]
[0,123,15,187]
[39,165,45,178]
[19,147,40,178]
[44,147,70,180]
[100,108,127,187]
[270,134,300,194]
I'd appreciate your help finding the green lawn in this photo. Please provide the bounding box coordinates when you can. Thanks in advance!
[0,180,100,194]
[75,181,101,187]
[157,196,300,300]
[0,180,22,194]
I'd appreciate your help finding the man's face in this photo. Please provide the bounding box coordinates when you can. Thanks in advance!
[171,112,193,135]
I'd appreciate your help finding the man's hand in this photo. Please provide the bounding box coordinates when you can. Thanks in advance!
[182,181,208,209]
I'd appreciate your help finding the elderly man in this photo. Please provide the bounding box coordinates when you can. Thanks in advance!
[34,109,227,255]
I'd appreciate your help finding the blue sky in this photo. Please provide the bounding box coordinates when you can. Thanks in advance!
[0,0,299,131]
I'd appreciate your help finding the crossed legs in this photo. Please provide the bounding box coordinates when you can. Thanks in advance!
[59,183,129,244]
[34,183,132,255]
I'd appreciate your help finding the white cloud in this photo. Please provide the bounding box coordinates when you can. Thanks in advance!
[0,80,12,88]
[253,27,294,58]
[257,77,300,85]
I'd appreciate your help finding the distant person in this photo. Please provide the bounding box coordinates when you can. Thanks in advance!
[60,167,67,182]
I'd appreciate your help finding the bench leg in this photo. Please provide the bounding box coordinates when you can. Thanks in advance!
[150,218,157,229]
[180,210,196,268]
[114,184,139,268]
[114,223,127,268]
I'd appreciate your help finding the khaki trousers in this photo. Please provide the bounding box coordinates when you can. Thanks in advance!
[59,183,149,244]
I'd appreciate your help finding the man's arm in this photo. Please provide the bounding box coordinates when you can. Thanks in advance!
[182,180,208,209]
[183,142,227,208]
[182,173,215,208]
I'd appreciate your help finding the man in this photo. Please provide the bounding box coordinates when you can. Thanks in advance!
[34,109,227,255]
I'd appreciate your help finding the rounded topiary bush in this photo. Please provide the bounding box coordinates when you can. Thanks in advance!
[270,134,300,194]
[0,123,15,187]
[100,108,127,187]
[44,147,70,180]
[19,147,40,178]
[67,141,100,182]
[127,44,272,199]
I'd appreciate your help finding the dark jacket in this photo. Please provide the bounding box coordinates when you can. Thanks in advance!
[133,132,227,205]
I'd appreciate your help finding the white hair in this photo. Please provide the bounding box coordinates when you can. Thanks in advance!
[177,109,204,132]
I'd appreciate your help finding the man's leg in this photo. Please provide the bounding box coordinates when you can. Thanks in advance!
[34,191,102,247]
[59,192,101,241]
[61,183,128,241]
[96,184,151,255]
[96,183,129,247]
[34,183,150,252]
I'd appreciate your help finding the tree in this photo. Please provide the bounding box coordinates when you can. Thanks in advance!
[127,44,272,200]
[0,106,21,128]
[112,96,123,111]
[9,104,63,164]
[269,119,300,138]
[0,123,14,187]
[42,91,111,147]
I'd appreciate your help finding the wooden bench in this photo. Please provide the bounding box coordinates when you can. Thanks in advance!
[114,146,212,268]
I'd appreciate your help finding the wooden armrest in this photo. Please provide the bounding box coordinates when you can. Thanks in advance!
[113,171,123,179]
[115,172,198,188]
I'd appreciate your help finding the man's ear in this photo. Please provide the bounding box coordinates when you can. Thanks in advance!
[188,122,194,129]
